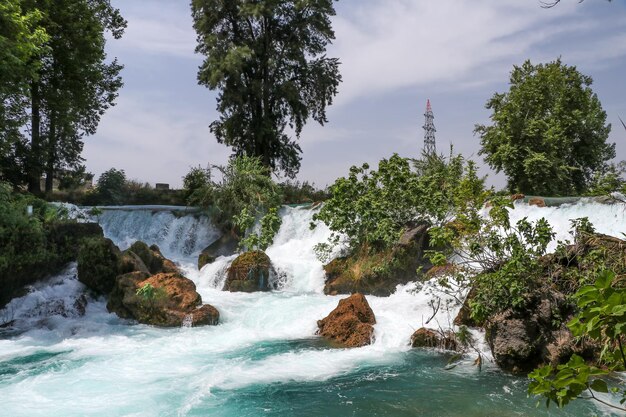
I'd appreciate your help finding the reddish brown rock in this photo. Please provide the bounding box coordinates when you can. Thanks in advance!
[317,293,376,348]
[186,304,220,326]
[410,327,457,350]
[107,272,219,327]
[510,193,525,201]
[528,197,546,208]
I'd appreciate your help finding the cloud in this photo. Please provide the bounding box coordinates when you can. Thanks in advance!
[330,0,623,105]
[83,95,230,187]
[109,1,197,58]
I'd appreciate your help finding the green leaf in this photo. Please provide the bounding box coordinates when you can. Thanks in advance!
[589,379,609,393]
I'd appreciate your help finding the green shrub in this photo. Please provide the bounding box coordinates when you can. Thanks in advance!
[312,150,488,258]
[184,156,282,233]
[529,270,626,412]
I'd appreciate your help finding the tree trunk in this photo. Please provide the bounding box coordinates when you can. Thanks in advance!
[45,113,57,193]
[28,81,42,194]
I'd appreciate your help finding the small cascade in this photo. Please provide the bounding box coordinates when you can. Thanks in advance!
[182,313,194,328]
[97,208,221,260]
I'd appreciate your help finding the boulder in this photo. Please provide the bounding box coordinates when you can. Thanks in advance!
[510,193,525,201]
[149,244,180,274]
[410,327,457,350]
[316,293,376,348]
[107,272,219,327]
[128,241,162,273]
[453,286,480,327]
[528,197,546,208]
[485,291,574,373]
[121,251,150,275]
[323,223,433,296]
[126,241,177,274]
[224,251,273,292]
[198,231,240,269]
[77,237,123,295]
[106,271,150,319]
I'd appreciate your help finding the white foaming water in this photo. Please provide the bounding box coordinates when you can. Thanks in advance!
[98,208,220,261]
[509,199,626,251]
[2,202,625,416]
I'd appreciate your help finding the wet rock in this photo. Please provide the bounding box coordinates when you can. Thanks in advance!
[187,304,220,326]
[316,293,376,348]
[410,327,457,350]
[107,272,219,327]
[149,245,180,274]
[121,251,150,275]
[224,251,273,292]
[323,223,433,296]
[453,287,480,327]
[528,197,546,208]
[77,237,123,295]
[198,231,240,269]
[485,291,573,374]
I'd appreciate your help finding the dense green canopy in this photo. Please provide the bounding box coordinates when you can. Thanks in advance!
[191,0,341,177]
[475,59,614,196]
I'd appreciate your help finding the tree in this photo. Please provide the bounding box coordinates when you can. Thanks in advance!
[29,0,126,193]
[191,0,341,177]
[476,59,614,196]
[0,0,48,186]
[541,0,612,7]
[96,168,126,205]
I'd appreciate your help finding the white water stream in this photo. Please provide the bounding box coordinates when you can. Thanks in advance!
[1,201,624,416]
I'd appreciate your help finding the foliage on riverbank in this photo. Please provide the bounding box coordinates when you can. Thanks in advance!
[0,182,102,309]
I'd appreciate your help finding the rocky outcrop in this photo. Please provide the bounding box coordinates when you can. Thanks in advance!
[107,272,219,327]
[453,286,480,327]
[410,327,457,350]
[77,237,123,295]
[224,251,273,292]
[485,291,572,373]
[316,293,376,347]
[323,223,433,296]
[126,241,180,275]
[198,231,240,269]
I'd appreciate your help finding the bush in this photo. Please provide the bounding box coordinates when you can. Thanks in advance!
[96,168,127,205]
[313,150,488,258]
[184,156,282,233]
[278,180,328,204]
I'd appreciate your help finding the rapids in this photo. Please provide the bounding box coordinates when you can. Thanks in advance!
[0,202,623,416]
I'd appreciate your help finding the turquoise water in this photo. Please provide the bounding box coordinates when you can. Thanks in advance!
[2,203,626,416]
[0,333,607,417]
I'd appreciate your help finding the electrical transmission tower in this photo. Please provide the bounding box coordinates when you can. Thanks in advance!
[423,99,436,155]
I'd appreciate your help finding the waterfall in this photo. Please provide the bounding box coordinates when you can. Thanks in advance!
[1,200,624,416]
[97,208,221,261]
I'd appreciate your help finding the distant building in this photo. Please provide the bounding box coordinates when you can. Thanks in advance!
[155,183,170,190]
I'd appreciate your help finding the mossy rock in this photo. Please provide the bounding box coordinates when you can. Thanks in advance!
[120,251,150,275]
[107,272,219,327]
[198,231,240,269]
[224,251,273,292]
[323,224,432,296]
[77,237,123,295]
[129,241,163,274]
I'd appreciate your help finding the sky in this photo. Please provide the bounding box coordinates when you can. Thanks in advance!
[83,0,626,189]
